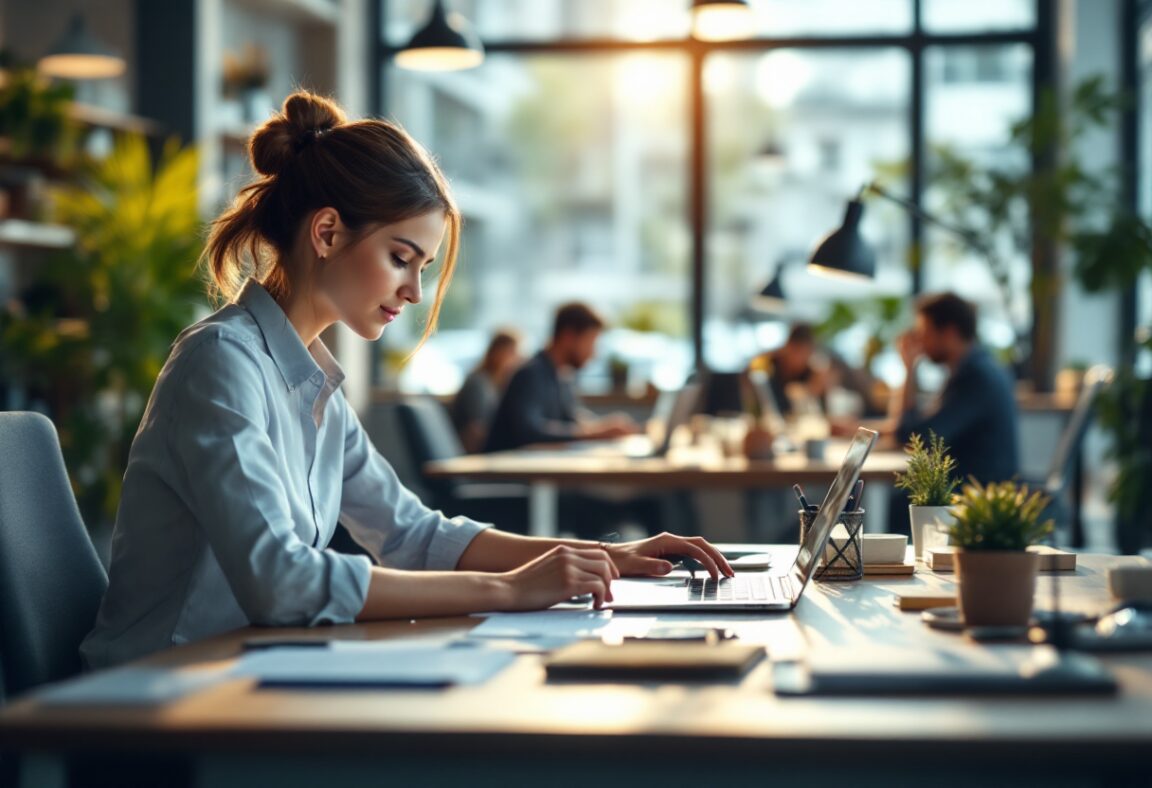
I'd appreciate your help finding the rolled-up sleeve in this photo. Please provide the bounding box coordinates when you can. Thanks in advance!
[167,335,372,626]
[337,396,490,571]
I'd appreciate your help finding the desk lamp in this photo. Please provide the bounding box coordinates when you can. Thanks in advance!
[395,0,484,72]
[811,181,1006,282]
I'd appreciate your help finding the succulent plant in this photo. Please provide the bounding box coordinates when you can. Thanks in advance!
[947,479,1054,551]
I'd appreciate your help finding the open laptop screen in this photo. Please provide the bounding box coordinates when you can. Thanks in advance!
[791,428,878,591]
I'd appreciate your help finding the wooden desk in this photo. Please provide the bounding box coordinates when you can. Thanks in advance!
[3,553,1148,786]
[425,444,907,536]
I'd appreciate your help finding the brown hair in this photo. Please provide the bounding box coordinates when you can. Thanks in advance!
[479,329,521,375]
[552,302,606,340]
[202,91,460,347]
[917,292,977,341]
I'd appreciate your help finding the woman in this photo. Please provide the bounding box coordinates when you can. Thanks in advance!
[81,92,731,669]
[450,328,522,453]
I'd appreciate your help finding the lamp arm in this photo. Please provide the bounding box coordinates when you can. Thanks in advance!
[861,182,1022,355]
[862,182,995,259]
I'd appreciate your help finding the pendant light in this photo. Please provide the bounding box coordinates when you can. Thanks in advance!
[39,13,126,80]
[691,0,754,42]
[395,0,484,72]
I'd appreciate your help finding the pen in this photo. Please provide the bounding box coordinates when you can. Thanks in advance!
[852,480,864,512]
[792,483,812,511]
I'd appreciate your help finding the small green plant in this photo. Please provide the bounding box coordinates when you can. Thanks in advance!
[894,431,960,507]
[947,479,1054,551]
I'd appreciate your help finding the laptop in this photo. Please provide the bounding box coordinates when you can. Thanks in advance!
[605,427,878,611]
[626,381,701,459]
[558,382,701,460]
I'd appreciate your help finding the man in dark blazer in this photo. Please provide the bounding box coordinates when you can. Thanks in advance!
[894,291,1019,484]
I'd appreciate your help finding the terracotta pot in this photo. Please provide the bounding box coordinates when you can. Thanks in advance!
[908,505,954,560]
[742,424,775,460]
[954,550,1040,627]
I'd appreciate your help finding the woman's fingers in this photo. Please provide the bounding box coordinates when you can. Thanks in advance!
[659,535,734,579]
[549,546,616,607]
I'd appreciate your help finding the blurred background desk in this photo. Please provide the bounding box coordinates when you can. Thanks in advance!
[426,443,906,537]
[1,554,1148,787]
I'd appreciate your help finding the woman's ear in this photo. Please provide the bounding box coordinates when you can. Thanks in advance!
[310,207,343,260]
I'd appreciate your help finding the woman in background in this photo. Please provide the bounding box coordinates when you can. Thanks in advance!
[451,328,522,453]
[81,91,731,669]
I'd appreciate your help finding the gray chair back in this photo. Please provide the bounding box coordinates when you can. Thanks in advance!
[1044,365,1113,496]
[395,397,467,506]
[0,412,108,699]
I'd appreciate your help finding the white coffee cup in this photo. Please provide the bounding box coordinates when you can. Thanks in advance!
[860,534,908,565]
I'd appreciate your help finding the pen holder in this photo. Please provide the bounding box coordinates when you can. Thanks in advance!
[799,508,864,581]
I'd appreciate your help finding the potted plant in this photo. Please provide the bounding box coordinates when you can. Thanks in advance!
[738,368,775,460]
[894,431,960,559]
[947,479,1054,628]
[0,134,202,527]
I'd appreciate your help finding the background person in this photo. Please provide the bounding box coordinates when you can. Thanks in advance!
[484,302,637,452]
[450,328,523,453]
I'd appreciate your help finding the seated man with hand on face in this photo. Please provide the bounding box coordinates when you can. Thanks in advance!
[892,292,1019,483]
[484,302,637,453]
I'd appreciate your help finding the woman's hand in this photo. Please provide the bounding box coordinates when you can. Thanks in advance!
[500,545,620,610]
[605,533,734,579]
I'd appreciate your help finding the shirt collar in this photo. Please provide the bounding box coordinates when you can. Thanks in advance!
[237,279,345,392]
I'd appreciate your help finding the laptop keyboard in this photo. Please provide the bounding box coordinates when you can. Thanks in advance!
[687,574,790,602]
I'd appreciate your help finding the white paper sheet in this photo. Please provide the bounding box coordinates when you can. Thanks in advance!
[233,644,515,687]
[36,667,230,706]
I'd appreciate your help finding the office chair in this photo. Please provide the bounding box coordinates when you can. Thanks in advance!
[395,396,531,533]
[0,412,108,700]
[1036,365,1113,547]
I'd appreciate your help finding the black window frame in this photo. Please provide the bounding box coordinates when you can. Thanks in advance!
[374,0,1049,378]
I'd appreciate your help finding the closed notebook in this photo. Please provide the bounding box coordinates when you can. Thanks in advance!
[927,545,1077,572]
[774,645,1116,696]
[544,640,765,680]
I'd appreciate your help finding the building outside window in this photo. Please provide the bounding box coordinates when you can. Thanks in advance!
[378,0,1041,396]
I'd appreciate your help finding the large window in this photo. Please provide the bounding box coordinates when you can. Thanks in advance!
[923,43,1034,353]
[379,1,1041,393]
[384,52,691,393]
[1139,4,1152,373]
[705,48,911,372]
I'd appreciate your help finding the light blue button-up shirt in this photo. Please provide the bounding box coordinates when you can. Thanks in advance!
[81,281,489,669]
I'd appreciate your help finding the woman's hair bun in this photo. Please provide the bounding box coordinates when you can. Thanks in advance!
[249,91,348,177]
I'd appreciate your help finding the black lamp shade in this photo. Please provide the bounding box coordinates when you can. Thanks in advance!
[752,272,788,313]
[395,0,484,72]
[39,14,125,80]
[808,199,876,279]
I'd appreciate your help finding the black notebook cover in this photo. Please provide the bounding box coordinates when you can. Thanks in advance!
[545,641,765,681]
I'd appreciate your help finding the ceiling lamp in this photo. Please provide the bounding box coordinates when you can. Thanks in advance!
[395,0,484,72]
[39,13,126,80]
[691,0,754,42]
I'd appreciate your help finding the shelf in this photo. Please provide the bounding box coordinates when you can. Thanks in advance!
[69,104,162,136]
[227,0,339,25]
[0,219,75,250]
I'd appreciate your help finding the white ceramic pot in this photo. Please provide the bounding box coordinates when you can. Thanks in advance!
[908,505,954,560]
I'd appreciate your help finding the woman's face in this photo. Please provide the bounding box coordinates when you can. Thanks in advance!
[319,210,447,341]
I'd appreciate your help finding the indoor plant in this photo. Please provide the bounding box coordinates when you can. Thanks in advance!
[893,431,959,559]
[947,479,1054,627]
[0,134,202,526]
